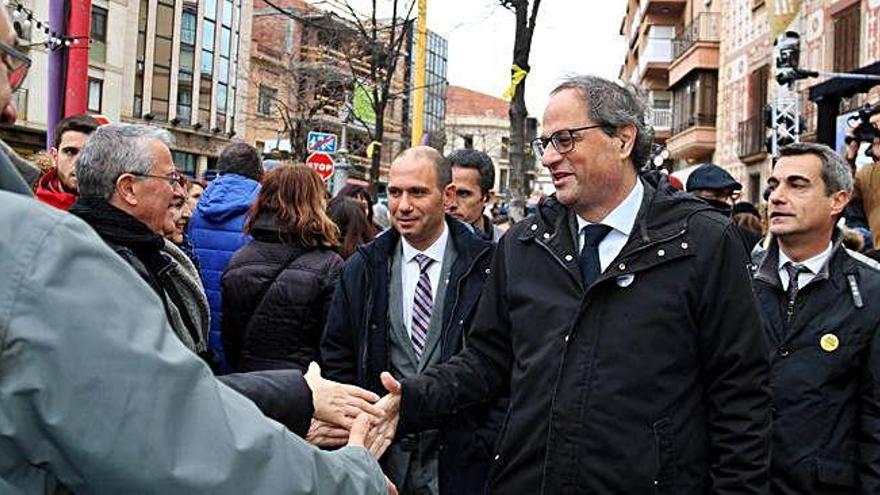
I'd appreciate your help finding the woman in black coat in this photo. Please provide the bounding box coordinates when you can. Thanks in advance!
[222,165,343,373]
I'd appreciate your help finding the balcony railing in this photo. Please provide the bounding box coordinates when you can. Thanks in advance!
[649,108,672,129]
[672,112,716,135]
[736,115,766,159]
[672,12,720,59]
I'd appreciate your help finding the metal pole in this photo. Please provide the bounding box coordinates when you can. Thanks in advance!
[409,0,427,147]
[47,0,66,149]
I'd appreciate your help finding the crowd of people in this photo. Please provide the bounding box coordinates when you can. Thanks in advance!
[3,1,880,491]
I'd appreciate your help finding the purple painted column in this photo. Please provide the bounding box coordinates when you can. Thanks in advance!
[46,0,65,149]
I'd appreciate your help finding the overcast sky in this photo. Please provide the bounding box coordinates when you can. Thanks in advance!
[428,1,627,119]
[325,0,628,120]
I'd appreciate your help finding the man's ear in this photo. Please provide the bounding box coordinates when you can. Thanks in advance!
[615,124,637,159]
[114,174,140,207]
[443,183,456,209]
[49,147,59,163]
[829,189,851,217]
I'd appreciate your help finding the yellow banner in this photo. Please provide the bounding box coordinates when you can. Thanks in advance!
[502,64,529,102]
[768,0,801,39]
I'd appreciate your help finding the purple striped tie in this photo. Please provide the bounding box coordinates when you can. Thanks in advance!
[411,254,434,358]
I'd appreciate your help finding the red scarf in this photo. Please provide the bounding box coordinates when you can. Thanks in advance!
[34,168,78,211]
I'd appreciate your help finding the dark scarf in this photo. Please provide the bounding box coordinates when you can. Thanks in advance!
[70,196,170,297]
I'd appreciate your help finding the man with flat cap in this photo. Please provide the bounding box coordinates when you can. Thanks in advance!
[687,162,762,250]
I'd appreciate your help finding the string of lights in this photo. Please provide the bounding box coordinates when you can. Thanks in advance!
[2,0,84,50]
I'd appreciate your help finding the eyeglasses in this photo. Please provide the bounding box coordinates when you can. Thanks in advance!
[0,41,31,92]
[131,171,187,188]
[531,124,605,158]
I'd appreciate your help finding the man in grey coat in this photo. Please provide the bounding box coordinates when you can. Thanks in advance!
[0,6,390,493]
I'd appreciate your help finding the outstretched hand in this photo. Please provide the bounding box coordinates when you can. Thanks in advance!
[304,362,384,428]
[346,414,399,495]
[363,371,402,459]
[305,418,349,448]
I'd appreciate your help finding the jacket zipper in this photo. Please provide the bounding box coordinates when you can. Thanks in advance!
[448,244,493,349]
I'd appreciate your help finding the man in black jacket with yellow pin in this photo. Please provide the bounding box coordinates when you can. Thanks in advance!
[753,142,880,494]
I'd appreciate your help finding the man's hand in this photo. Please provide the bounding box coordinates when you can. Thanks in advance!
[346,414,399,495]
[363,372,402,459]
[304,419,349,448]
[304,362,383,428]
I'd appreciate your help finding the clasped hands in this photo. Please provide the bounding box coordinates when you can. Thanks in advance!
[303,363,401,460]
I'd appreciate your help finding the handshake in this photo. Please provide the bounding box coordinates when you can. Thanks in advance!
[303,363,402,460]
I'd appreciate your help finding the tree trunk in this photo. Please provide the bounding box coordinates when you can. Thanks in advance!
[369,100,386,190]
[506,0,540,222]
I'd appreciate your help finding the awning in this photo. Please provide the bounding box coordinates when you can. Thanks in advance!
[809,60,880,102]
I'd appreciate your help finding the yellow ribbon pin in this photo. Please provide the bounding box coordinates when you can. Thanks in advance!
[820,333,839,352]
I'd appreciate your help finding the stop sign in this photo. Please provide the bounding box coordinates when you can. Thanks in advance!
[305,152,335,181]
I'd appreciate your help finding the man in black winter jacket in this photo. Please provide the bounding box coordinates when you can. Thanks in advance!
[753,142,880,494]
[321,146,499,495]
[371,75,771,494]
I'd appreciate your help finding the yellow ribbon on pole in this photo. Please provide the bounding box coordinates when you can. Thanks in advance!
[768,0,801,39]
[366,141,382,159]
[502,64,529,102]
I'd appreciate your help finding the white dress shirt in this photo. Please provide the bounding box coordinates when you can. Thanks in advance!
[401,223,449,339]
[778,241,833,291]
[576,179,644,272]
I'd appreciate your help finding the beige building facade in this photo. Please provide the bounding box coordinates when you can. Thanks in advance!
[621,0,880,204]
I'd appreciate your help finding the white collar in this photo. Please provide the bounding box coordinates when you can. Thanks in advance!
[401,221,449,264]
[778,241,833,275]
[576,178,644,235]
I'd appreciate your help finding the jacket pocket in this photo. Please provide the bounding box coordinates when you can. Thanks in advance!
[486,405,513,485]
[816,457,857,488]
[652,417,676,493]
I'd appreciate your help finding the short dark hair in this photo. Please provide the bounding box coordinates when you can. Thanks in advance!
[448,148,495,197]
[53,114,100,149]
[395,146,451,191]
[217,142,262,180]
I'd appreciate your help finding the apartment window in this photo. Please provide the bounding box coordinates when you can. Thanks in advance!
[177,87,192,121]
[499,168,509,194]
[463,134,473,149]
[257,85,276,116]
[201,20,215,75]
[90,6,107,63]
[133,0,148,117]
[832,4,860,73]
[173,151,197,177]
[671,71,717,134]
[150,0,175,120]
[204,0,217,20]
[180,9,196,79]
[748,65,769,118]
[88,78,103,112]
[198,78,212,124]
[501,136,510,159]
[222,0,233,26]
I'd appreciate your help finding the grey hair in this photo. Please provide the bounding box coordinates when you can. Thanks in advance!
[76,123,175,200]
[550,75,654,169]
[778,142,853,195]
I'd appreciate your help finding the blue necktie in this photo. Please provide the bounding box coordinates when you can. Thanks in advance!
[579,224,612,287]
